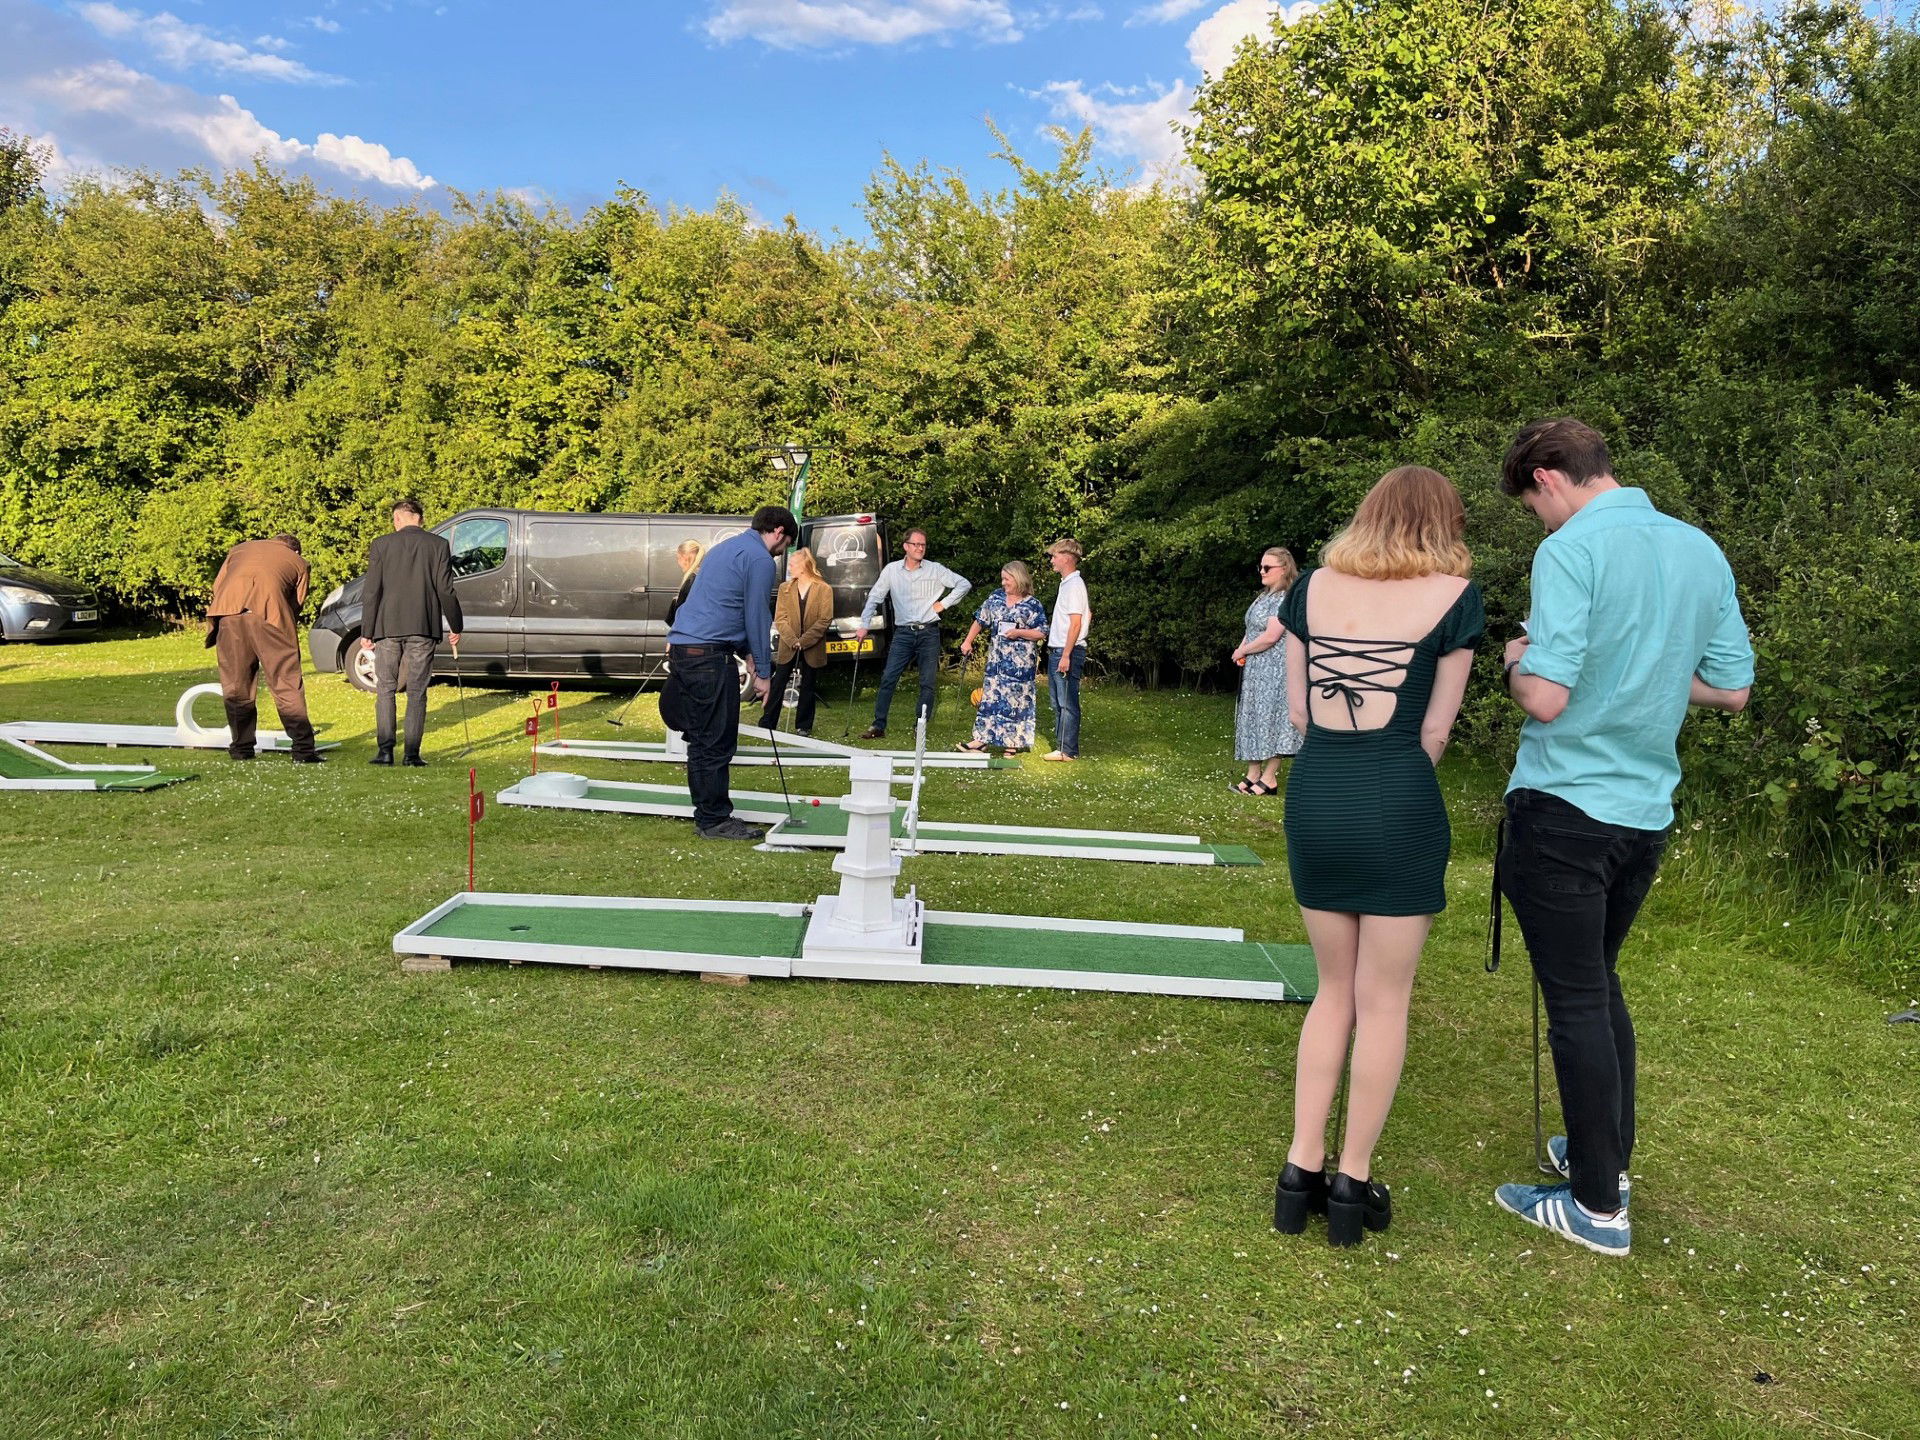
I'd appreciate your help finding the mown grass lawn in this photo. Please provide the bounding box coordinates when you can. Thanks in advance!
[1,631,1913,1439]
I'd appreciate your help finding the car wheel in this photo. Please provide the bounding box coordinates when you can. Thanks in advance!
[344,637,378,693]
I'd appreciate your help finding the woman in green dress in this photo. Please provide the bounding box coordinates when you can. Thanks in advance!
[1269,465,1483,1247]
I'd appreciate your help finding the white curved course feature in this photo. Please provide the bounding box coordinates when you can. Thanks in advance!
[0,685,340,752]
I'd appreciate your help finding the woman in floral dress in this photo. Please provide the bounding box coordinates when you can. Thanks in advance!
[1232,546,1304,794]
[957,561,1048,755]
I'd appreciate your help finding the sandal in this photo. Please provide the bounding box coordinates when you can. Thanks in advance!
[1232,778,1260,795]
[1235,778,1278,797]
[955,740,990,753]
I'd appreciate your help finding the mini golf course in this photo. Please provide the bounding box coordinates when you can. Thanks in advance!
[0,735,192,791]
[496,774,1262,866]
[394,893,1315,1001]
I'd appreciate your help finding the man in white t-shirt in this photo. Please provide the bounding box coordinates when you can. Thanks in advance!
[1043,537,1090,761]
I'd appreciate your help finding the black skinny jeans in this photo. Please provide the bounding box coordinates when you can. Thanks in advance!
[1499,788,1670,1213]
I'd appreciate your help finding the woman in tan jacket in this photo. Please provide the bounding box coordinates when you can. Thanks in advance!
[758,547,835,735]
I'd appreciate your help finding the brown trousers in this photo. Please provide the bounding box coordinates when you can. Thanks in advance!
[215,614,315,757]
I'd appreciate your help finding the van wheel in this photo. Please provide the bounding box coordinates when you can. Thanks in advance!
[736,655,754,700]
[344,637,378,693]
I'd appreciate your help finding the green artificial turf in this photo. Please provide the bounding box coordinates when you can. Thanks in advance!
[1,631,1915,1440]
[419,901,809,958]
[922,923,1314,992]
[0,736,191,789]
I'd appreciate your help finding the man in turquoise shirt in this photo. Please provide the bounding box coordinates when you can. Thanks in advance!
[1491,418,1753,1257]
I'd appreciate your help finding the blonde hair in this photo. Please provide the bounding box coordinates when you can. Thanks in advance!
[676,538,704,570]
[1321,466,1472,580]
[1261,546,1298,591]
[1000,559,1034,598]
[788,547,820,582]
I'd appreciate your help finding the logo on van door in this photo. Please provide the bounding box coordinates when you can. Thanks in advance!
[824,530,868,568]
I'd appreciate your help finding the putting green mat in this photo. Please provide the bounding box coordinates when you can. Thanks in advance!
[418,903,810,958]
[0,739,192,790]
[923,923,1316,995]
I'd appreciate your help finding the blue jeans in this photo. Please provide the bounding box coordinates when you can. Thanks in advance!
[871,622,942,732]
[1047,644,1086,756]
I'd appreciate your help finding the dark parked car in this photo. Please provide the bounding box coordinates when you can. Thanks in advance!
[309,509,890,693]
[0,551,101,642]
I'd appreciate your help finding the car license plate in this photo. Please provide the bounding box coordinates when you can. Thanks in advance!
[72,608,98,622]
[826,637,874,655]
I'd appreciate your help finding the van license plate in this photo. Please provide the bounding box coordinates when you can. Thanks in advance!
[826,638,874,655]
[72,609,98,622]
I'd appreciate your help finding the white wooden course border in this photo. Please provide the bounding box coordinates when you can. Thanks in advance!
[0,684,339,753]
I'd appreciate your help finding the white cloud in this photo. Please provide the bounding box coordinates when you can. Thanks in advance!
[306,15,342,33]
[1038,0,1315,179]
[1033,78,1192,177]
[1128,0,1209,22]
[704,0,1021,48]
[1186,0,1313,77]
[311,131,435,189]
[0,5,436,199]
[75,3,340,84]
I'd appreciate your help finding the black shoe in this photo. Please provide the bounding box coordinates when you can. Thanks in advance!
[402,753,427,768]
[1273,1162,1330,1235]
[697,818,767,841]
[1327,1172,1392,1247]
[859,726,886,740]
[289,752,326,765]
[228,749,256,761]
[369,749,394,766]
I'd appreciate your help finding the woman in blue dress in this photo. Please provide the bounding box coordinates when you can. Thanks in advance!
[957,561,1048,755]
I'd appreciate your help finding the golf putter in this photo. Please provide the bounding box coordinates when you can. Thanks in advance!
[1533,973,1555,1174]
[763,710,801,830]
[609,662,669,728]
[451,638,474,758]
[840,644,864,738]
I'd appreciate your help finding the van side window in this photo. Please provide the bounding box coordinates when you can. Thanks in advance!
[448,517,509,580]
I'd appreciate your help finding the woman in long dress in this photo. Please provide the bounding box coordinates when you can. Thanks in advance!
[956,561,1048,755]
[1232,547,1304,795]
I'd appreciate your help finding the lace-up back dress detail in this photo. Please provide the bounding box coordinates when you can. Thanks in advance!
[1276,569,1484,916]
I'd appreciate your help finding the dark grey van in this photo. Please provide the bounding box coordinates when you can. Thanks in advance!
[308,509,889,691]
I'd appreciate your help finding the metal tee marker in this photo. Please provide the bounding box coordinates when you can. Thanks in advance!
[548,682,561,746]
[526,698,543,774]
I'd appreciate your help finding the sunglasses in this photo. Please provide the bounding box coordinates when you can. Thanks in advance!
[1259,563,1283,571]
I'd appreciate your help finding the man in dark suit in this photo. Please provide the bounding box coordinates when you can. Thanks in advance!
[359,499,463,767]
[207,533,322,763]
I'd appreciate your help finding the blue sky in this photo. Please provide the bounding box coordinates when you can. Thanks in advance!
[0,0,1314,236]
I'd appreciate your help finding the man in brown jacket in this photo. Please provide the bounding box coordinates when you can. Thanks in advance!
[206,533,322,763]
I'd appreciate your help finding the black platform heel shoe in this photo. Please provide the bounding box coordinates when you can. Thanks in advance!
[1273,1162,1330,1234]
[1326,1172,1391,1247]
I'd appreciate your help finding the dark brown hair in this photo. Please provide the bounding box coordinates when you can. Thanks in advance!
[393,498,424,519]
[752,504,800,543]
[1500,418,1613,496]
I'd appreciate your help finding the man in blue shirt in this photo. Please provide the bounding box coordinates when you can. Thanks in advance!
[665,506,798,839]
[1492,418,1753,1257]
[854,527,971,739]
